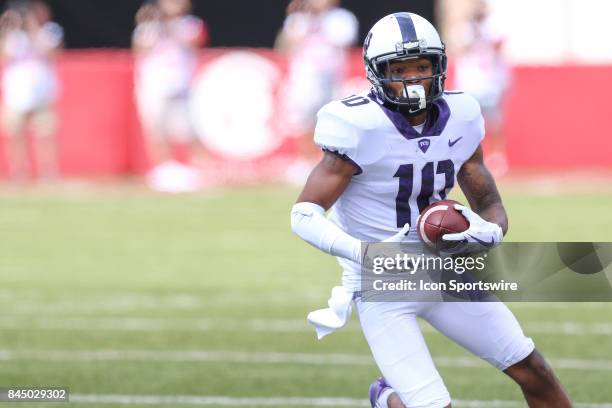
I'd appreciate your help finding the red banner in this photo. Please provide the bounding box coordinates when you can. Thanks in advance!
[1,49,611,180]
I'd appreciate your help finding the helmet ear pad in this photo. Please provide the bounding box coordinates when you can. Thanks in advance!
[431,54,447,99]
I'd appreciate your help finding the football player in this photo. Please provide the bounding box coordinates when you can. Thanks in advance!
[275,0,358,184]
[453,0,510,176]
[0,0,63,181]
[290,12,572,408]
[132,0,207,191]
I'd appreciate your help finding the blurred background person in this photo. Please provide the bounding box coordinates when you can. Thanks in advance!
[453,0,510,176]
[275,0,358,185]
[0,0,62,182]
[132,0,207,192]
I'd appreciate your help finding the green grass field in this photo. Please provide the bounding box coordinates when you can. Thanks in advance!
[0,185,611,407]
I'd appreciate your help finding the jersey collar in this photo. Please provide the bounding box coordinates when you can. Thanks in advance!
[368,91,450,140]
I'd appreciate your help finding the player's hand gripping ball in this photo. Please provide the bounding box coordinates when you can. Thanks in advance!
[416,200,469,252]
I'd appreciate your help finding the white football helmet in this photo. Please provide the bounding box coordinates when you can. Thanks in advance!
[364,12,447,116]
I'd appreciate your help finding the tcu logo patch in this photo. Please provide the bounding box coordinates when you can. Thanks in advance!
[418,139,430,153]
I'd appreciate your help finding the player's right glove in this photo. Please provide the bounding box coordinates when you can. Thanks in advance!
[381,223,411,243]
[442,204,503,252]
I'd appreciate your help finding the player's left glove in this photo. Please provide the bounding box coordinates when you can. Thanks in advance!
[442,204,503,251]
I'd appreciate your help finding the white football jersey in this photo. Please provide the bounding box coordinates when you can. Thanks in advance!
[314,91,484,289]
[133,15,205,98]
[1,22,63,112]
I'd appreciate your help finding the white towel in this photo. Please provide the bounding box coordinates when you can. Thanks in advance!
[307,286,354,339]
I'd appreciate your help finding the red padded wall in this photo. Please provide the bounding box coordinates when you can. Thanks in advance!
[1,50,610,177]
[503,65,612,169]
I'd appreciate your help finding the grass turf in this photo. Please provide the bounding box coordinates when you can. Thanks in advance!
[0,186,611,406]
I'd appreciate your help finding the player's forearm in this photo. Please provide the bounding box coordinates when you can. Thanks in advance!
[457,153,508,235]
[477,202,508,235]
[461,189,509,235]
[290,202,362,263]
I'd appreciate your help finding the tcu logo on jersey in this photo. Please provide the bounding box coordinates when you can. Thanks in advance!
[418,139,430,153]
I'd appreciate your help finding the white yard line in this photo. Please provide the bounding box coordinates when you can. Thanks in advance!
[1,316,612,335]
[0,349,375,365]
[1,349,611,371]
[1,288,611,314]
[0,316,311,332]
[70,394,370,407]
[522,321,612,335]
[67,394,612,407]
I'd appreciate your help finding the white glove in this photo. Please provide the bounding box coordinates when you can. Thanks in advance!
[291,202,410,264]
[442,204,503,251]
[364,223,412,265]
[382,223,411,242]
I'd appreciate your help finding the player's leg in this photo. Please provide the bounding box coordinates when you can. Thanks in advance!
[31,107,59,180]
[504,349,571,407]
[356,298,452,408]
[136,90,169,166]
[165,96,198,164]
[481,103,508,177]
[2,107,29,181]
[421,301,571,407]
[281,72,327,185]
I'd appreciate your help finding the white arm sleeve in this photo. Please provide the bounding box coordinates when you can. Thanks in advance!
[290,202,361,264]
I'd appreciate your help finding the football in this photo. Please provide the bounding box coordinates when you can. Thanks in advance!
[417,200,470,252]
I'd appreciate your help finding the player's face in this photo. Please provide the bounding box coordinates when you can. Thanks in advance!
[159,0,190,17]
[307,0,338,13]
[385,57,434,97]
[29,2,51,25]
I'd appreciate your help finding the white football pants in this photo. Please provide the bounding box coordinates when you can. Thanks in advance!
[355,298,535,408]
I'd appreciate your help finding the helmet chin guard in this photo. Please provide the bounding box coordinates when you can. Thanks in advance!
[363,12,447,116]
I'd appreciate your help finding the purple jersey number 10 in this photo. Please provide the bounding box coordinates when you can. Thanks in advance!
[394,160,454,228]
